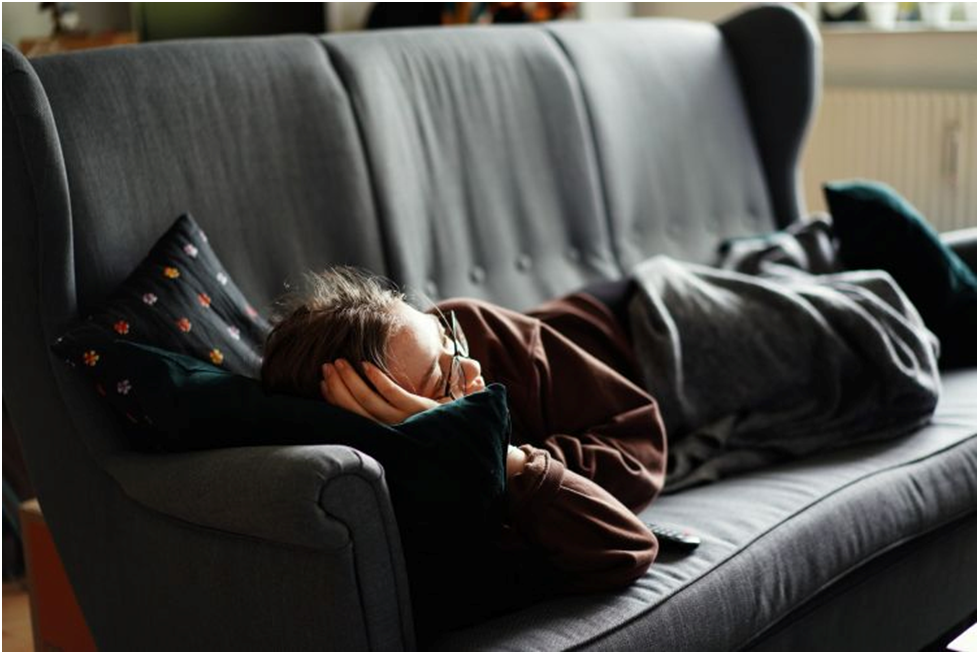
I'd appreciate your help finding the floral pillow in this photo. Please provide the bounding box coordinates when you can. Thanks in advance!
[51,213,270,435]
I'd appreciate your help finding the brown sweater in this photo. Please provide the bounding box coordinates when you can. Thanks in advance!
[435,292,667,592]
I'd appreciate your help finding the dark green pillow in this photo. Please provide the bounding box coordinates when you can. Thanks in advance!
[114,340,510,634]
[117,340,508,521]
[824,180,977,368]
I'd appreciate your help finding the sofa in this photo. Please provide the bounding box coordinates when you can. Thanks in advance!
[3,5,975,650]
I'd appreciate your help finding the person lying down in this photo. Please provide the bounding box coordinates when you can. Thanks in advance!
[260,266,667,600]
[259,253,940,619]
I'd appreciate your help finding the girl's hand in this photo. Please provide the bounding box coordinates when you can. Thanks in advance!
[506,445,528,479]
[320,359,441,425]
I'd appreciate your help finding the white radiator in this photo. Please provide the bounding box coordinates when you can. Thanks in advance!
[801,87,977,231]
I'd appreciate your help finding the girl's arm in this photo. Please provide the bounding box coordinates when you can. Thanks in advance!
[504,444,658,592]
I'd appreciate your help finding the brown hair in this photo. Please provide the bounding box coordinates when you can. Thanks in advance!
[261,267,405,399]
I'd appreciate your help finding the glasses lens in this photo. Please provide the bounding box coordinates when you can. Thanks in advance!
[450,312,469,356]
[450,356,467,399]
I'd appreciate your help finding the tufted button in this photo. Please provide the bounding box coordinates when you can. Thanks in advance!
[469,266,486,284]
[424,279,439,299]
[566,247,581,262]
[516,254,532,272]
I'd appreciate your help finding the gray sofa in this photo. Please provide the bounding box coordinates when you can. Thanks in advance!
[3,5,975,650]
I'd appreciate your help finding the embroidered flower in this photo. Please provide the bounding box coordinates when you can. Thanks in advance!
[198,230,209,243]
[117,379,132,395]
[113,320,130,335]
[95,383,106,397]
[245,305,258,320]
[183,243,199,258]
[142,293,158,306]
[124,412,138,424]
[227,326,241,340]
[176,317,192,333]
[209,348,224,365]
[163,266,180,279]
[216,271,229,286]
[83,350,100,367]
[197,292,212,308]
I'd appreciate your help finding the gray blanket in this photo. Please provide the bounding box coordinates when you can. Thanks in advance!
[628,221,941,491]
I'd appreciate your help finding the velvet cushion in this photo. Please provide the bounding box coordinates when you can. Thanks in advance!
[824,180,977,368]
[117,341,509,519]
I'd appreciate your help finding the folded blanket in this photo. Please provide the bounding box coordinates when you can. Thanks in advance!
[628,230,940,491]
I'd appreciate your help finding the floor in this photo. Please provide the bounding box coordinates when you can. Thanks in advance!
[2,581,33,652]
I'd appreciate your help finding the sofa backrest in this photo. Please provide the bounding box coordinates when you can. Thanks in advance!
[312,7,818,308]
[20,36,388,318]
[9,7,818,326]
[549,15,814,268]
[322,27,622,310]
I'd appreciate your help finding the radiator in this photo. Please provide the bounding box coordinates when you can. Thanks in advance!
[801,87,977,231]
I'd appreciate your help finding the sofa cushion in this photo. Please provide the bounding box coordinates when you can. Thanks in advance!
[432,369,976,650]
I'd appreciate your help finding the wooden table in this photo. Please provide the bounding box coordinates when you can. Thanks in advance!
[19,31,138,58]
[19,499,96,651]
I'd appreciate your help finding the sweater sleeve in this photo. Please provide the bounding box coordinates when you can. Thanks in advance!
[506,445,658,593]
[532,321,667,513]
[543,428,662,514]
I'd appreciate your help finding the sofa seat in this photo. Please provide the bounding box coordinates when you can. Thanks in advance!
[433,369,977,651]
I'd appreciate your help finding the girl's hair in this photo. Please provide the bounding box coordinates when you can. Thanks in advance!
[261,266,405,398]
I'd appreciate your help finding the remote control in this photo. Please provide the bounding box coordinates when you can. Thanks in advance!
[645,522,701,550]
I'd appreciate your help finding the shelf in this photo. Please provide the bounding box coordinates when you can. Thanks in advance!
[819,22,977,34]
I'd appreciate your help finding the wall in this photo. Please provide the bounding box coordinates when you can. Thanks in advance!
[2,3,53,46]
[326,2,372,31]
[633,2,750,22]
[578,3,635,21]
[820,28,976,89]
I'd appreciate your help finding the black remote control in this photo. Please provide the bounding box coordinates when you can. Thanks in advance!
[645,522,701,550]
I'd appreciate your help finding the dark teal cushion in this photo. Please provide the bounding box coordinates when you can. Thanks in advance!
[117,340,508,523]
[115,340,511,634]
[824,180,977,368]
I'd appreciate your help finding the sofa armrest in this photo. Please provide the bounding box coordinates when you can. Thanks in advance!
[941,227,977,274]
[104,444,415,649]
[107,444,381,548]
[719,4,820,228]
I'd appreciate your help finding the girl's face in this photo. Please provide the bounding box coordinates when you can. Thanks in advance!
[384,301,484,400]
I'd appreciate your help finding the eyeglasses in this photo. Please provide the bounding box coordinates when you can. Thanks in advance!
[435,309,469,400]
